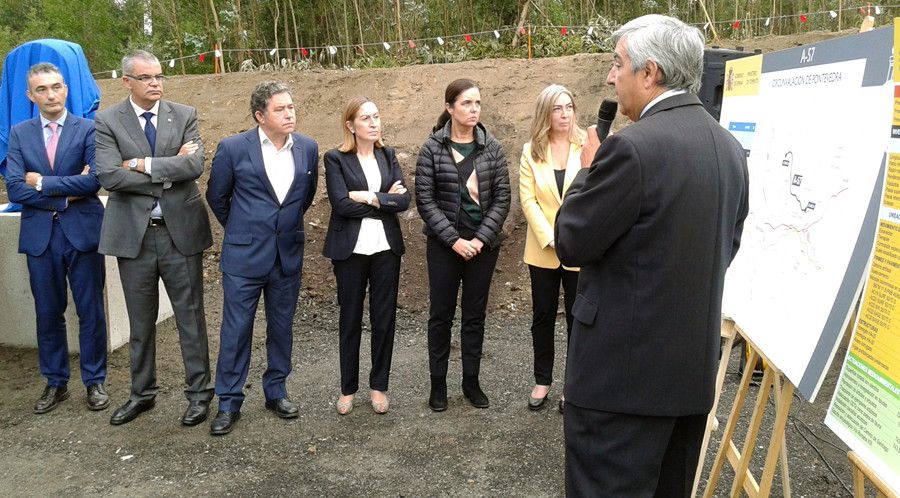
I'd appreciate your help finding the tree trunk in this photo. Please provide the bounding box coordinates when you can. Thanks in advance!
[394,0,402,44]
[512,0,530,48]
[352,0,365,54]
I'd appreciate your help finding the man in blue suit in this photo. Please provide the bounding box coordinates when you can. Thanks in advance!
[5,63,109,414]
[205,81,318,435]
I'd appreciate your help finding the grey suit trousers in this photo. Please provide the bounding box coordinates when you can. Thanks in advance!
[118,224,213,402]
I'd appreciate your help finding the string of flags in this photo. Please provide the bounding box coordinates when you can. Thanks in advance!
[92,4,894,77]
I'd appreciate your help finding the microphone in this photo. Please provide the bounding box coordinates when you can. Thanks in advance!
[596,99,618,141]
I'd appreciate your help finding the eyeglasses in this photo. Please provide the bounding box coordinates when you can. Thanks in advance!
[125,74,168,83]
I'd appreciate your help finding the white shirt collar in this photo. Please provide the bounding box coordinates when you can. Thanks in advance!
[40,109,67,128]
[130,97,160,118]
[258,126,293,151]
[640,89,687,119]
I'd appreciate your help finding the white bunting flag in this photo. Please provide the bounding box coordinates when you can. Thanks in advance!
[494,30,500,39]
[111,70,117,78]
[703,22,710,31]
[328,46,337,55]
[829,10,837,18]
[383,42,390,50]
[436,37,444,45]
[269,48,277,56]
[214,49,222,57]
[875,6,882,14]
[168,59,175,68]
[765,18,771,27]
[587,26,594,36]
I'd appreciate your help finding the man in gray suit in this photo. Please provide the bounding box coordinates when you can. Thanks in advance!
[96,50,213,427]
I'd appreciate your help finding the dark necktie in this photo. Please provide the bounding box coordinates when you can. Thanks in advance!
[143,111,161,215]
[142,111,156,155]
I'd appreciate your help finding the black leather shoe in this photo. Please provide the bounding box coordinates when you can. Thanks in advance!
[210,410,240,435]
[265,398,299,419]
[528,395,548,411]
[86,384,110,411]
[109,399,155,426]
[429,376,447,412]
[181,400,210,426]
[462,376,489,409]
[34,384,69,414]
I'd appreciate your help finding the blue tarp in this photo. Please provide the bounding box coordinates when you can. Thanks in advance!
[0,39,101,187]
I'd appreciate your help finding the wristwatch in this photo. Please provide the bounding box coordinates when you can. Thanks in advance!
[128,158,138,171]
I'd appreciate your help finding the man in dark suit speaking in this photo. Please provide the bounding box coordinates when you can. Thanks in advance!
[555,15,749,497]
[205,81,318,435]
[96,50,213,427]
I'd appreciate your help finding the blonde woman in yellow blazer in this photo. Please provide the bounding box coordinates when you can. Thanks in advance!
[520,85,585,412]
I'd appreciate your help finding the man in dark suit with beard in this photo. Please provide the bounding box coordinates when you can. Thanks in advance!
[555,14,749,497]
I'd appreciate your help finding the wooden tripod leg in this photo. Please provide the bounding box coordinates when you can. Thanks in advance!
[757,377,794,498]
[692,320,737,497]
[730,362,773,497]
[704,346,760,498]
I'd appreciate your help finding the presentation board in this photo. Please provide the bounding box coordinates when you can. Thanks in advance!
[720,26,894,401]
[824,20,900,495]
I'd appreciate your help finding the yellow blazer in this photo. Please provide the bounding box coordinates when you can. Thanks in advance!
[519,141,581,270]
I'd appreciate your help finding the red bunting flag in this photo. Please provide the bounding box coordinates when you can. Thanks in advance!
[519,26,526,35]
[408,39,416,49]
[301,48,308,57]
[465,33,472,43]
[732,20,740,29]
[800,14,807,23]
[199,52,205,62]
[561,27,567,36]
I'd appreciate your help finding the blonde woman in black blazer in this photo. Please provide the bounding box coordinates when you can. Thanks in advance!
[322,97,410,415]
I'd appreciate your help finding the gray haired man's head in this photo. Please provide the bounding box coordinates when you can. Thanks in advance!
[121,50,160,76]
[611,14,705,93]
[250,81,291,123]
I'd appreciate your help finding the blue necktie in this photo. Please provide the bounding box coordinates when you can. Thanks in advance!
[143,111,161,216]
[142,111,156,155]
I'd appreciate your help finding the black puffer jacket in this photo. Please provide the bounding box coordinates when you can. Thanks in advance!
[415,121,511,249]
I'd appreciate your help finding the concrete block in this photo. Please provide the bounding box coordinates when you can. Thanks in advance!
[0,200,174,352]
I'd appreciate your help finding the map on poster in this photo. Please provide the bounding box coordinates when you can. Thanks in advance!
[719,26,894,401]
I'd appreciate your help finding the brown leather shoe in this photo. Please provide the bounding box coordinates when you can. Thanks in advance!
[87,384,110,411]
[34,384,69,414]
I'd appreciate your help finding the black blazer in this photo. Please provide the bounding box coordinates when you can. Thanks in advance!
[322,146,410,261]
[555,93,749,417]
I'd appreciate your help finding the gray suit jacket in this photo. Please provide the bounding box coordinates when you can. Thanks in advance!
[555,93,749,417]
[95,98,212,258]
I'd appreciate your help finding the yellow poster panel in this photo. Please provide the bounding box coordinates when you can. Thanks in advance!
[853,219,900,387]
[723,55,762,97]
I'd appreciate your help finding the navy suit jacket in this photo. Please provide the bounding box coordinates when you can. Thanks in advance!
[206,127,318,279]
[322,146,409,261]
[5,114,103,256]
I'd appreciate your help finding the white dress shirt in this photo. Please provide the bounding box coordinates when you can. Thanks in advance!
[640,89,687,118]
[352,155,390,255]
[258,127,295,204]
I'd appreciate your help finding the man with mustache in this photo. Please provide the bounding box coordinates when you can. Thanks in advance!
[205,81,319,435]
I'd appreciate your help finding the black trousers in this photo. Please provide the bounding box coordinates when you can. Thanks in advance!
[425,236,500,378]
[333,250,401,395]
[528,264,578,386]
[565,402,707,498]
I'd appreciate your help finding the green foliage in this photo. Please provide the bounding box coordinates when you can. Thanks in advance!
[0,0,895,77]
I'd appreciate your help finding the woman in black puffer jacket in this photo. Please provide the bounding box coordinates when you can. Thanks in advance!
[415,78,511,412]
